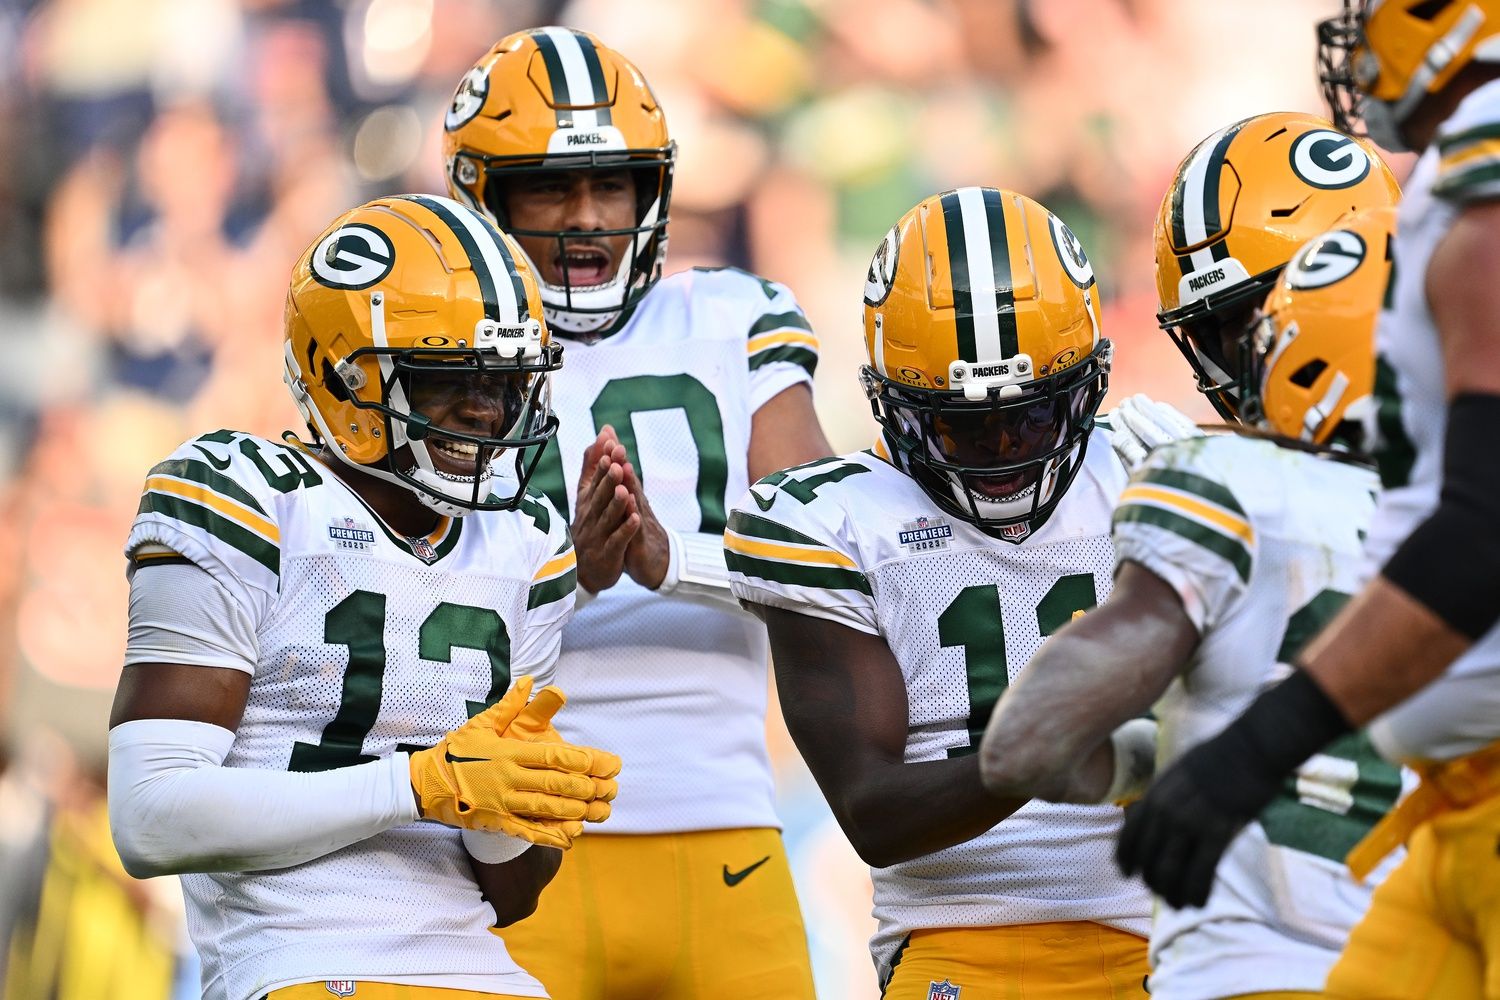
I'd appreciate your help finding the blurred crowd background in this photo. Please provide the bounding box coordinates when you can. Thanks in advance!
[0,1,1375,997]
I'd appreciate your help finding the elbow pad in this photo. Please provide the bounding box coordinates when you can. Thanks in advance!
[1382,393,1500,639]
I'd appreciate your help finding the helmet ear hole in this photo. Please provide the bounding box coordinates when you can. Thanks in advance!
[1289,359,1328,388]
[322,359,352,402]
[1409,0,1454,22]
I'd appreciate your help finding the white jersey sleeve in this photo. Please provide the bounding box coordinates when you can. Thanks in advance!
[1432,80,1500,205]
[511,492,576,687]
[1111,439,1258,633]
[125,431,300,645]
[722,267,820,411]
[726,458,877,635]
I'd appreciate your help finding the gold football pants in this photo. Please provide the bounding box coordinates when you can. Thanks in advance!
[501,827,814,999]
[880,921,1149,999]
[1325,786,1500,998]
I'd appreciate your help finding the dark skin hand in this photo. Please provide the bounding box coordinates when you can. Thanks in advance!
[570,426,641,594]
[761,605,1027,868]
[574,382,834,594]
[470,845,563,927]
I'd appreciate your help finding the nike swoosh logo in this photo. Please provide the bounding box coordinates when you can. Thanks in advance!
[752,490,776,511]
[193,445,233,471]
[722,855,771,887]
[445,751,489,764]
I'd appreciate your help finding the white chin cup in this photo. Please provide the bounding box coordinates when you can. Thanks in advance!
[941,450,1071,524]
[401,440,504,518]
[539,259,632,334]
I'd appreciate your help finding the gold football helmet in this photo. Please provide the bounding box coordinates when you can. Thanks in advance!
[862,187,1109,542]
[1244,206,1396,451]
[443,27,673,335]
[283,194,563,516]
[1154,111,1398,421]
[1320,0,1500,151]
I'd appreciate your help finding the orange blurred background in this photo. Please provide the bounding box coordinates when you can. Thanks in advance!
[0,2,1398,997]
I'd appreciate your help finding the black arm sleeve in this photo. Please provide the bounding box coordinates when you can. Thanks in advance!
[1382,393,1500,640]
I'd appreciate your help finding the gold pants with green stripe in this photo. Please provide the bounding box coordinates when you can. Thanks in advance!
[880,922,1149,999]
[501,828,814,999]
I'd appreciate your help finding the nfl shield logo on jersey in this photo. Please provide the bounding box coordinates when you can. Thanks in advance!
[927,980,961,1000]
[324,982,356,998]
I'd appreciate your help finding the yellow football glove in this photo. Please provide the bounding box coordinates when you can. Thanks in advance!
[408,677,620,847]
[501,683,620,824]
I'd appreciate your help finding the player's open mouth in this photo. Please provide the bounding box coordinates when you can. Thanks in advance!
[428,438,487,478]
[968,471,1038,502]
[555,245,612,287]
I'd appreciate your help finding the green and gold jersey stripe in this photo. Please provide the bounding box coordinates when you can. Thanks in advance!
[1133,466,1248,520]
[137,490,280,576]
[748,327,819,375]
[725,510,871,594]
[148,457,268,515]
[528,546,578,610]
[1436,121,1500,154]
[1113,502,1252,582]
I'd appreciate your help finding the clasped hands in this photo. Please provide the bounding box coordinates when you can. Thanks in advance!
[409,676,621,849]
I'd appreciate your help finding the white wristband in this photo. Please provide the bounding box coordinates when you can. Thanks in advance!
[461,827,534,865]
[1104,718,1159,805]
[656,527,739,609]
[108,718,418,879]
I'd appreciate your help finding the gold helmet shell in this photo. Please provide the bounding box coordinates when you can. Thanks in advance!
[1247,205,1395,450]
[1319,0,1500,151]
[442,27,674,335]
[1153,111,1398,420]
[861,187,1109,542]
[283,194,562,515]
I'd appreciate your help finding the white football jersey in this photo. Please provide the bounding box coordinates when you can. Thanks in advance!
[1361,79,1500,764]
[125,431,574,1000]
[530,266,817,833]
[1113,433,1404,998]
[726,433,1151,980]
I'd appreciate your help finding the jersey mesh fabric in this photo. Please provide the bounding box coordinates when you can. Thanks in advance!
[538,268,814,833]
[727,439,1151,980]
[1360,82,1500,763]
[1114,434,1407,999]
[124,433,565,1000]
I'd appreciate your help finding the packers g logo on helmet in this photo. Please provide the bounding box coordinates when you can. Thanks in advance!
[445,63,491,133]
[309,225,395,290]
[283,194,563,517]
[1244,205,1396,450]
[861,186,1109,543]
[1154,111,1398,421]
[1289,129,1374,188]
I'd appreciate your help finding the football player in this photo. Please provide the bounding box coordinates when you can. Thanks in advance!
[727,188,1152,998]
[980,207,1403,1000]
[1154,111,1398,421]
[439,28,828,998]
[1119,7,1500,997]
[107,194,621,1000]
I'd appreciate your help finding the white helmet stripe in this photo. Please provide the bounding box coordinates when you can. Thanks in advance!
[401,194,524,326]
[956,186,1005,362]
[541,26,603,131]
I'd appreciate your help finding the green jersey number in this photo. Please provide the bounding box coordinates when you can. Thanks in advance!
[941,573,1098,757]
[287,592,511,772]
[1257,588,1403,862]
[531,373,730,533]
